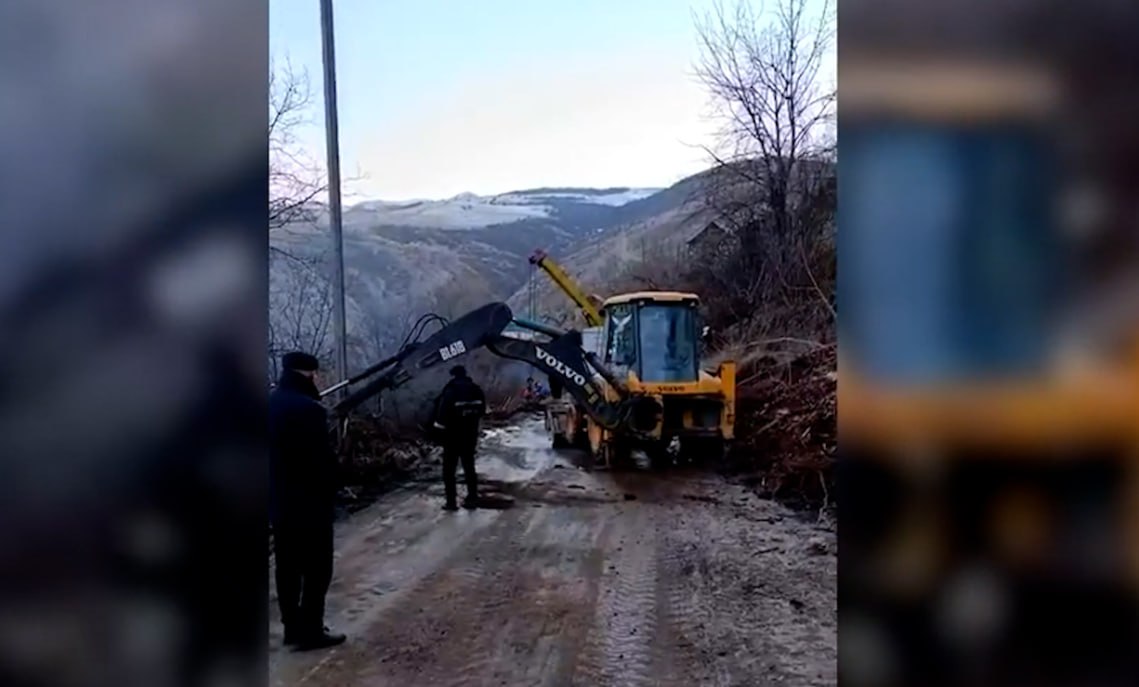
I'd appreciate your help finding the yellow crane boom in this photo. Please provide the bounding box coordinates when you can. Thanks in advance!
[528,249,604,327]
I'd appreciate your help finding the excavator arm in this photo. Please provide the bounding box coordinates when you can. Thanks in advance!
[330,302,513,417]
[327,302,660,437]
[486,331,660,436]
[485,329,621,428]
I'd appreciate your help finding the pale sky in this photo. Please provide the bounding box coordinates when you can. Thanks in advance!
[270,0,834,201]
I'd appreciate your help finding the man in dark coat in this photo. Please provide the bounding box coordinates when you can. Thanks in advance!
[269,352,346,651]
[432,365,486,511]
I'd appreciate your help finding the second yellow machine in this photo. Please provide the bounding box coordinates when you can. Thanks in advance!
[528,249,736,468]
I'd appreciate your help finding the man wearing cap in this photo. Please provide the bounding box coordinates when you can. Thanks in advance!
[432,365,487,511]
[269,352,346,650]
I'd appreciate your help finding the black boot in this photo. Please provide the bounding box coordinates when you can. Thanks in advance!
[285,623,331,646]
[462,494,478,510]
[442,500,459,511]
[292,626,346,652]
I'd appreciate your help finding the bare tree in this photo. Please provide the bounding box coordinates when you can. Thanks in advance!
[357,306,417,363]
[693,0,836,338]
[268,250,336,377]
[269,59,325,236]
[267,58,349,379]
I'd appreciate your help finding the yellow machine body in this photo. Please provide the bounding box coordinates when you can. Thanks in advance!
[528,252,736,466]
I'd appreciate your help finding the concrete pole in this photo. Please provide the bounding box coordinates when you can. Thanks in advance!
[319,0,349,388]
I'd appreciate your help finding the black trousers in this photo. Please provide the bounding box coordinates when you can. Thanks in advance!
[443,442,478,504]
[272,518,334,635]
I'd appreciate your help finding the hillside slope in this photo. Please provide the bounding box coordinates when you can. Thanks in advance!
[268,183,698,366]
[507,171,715,327]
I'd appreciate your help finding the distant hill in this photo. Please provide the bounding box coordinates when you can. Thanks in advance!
[506,170,716,327]
[504,159,837,330]
[268,182,692,366]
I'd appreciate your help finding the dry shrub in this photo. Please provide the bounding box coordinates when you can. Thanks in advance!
[726,346,836,512]
[332,414,434,515]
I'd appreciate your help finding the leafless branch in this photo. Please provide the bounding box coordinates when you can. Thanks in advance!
[270,58,326,232]
[684,0,836,342]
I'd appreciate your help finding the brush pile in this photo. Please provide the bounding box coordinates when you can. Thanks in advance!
[333,416,434,515]
[726,345,836,511]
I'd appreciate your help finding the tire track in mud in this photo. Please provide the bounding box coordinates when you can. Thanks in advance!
[290,501,609,687]
[438,513,606,687]
[571,506,664,687]
[429,508,563,687]
[275,515,504,686]
[272,439,837,687]
[302,509,526,686]
[269,494,503,685]
[653,513,732,687]
[655,501,837,687]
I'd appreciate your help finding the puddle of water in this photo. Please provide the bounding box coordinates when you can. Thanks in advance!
[476,416,569,484]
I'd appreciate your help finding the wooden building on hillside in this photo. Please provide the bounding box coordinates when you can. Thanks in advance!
[685,221,733,260]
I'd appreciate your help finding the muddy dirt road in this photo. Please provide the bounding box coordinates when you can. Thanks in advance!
[269,416,836,687]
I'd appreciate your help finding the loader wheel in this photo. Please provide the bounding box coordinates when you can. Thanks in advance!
[648,449,672,471]
[645,441,673,471]
[581,446,596,472]
[573,423,590,449]
[610,440,634,470]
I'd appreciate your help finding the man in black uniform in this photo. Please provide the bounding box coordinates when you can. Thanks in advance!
[433,365,486,511]
[269,352,346,651]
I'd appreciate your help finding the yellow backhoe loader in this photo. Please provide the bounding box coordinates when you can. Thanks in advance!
[528,249,736,468]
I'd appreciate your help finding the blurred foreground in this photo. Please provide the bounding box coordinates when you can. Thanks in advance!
[0,2,267,686]
[839,1,1139,685]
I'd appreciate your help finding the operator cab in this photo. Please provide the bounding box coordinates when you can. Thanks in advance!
[601,292,702,383]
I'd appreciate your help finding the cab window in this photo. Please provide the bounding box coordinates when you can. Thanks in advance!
[605,304,636,367]
[637,304,698,382]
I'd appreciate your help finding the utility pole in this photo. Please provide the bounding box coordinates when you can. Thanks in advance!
[319,0,349,389]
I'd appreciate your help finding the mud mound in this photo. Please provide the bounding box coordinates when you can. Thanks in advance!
[726,346,836,512]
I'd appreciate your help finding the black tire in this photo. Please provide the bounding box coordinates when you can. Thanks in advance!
[573,422,590,449]
[582,448,596,472]
[607,440,633,470]
[645,440,672,471]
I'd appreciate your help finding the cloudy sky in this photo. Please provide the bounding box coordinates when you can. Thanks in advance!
[270,0,833,200]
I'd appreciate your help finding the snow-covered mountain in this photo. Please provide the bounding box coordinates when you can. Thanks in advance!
[343,187,662,230]
[269,181,693,368]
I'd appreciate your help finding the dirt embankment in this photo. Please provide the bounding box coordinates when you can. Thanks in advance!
[724,345,837,513]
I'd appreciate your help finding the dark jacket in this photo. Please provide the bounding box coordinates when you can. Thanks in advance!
[269,370,337,525]
[433,375,486,445]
